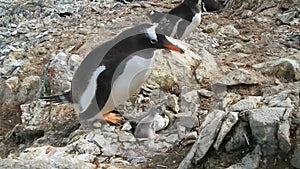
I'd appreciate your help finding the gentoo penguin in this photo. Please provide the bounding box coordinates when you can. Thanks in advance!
[41,24,184,125]
[148,0,202,40]
[201,0,228,13]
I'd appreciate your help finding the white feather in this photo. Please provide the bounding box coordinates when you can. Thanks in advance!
[181,13,201,39]
[79,65,106,112]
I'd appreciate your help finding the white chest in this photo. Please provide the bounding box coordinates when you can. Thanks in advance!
[110,55,154,106]
[181,13,201,39]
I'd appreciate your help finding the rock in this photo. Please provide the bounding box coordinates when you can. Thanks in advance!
[86,130,112,148]
[151,42,201,89]
[0,146,95,169]
[195,49,221,84]
[68,54,82,71]
[68,139,101,155]
[134,111,157,139]
[291,148,300,169]
[126,150,147,163]
[252,58,300,81]
[241,146,261,169]
[226,146,261,169]
[277,120,291,153]
[225,122,249,152]
[248,107,288,155]
[154,113,170,132]
[47,52,74,93]
[198,89,214,97]
[0,79,15,107]
[219,25,240,37]
[264,90,296,108]
[217,68,262,86]
[167,94,180,113]
[118,131,136,142]
[17,75,40,103]
[202,23,219,33]
[5,76,19,90]
[214,111,239,150]
[102,143,119,156]
[222,92,241,110]
[178,110,226,169]
[180,90,200,114]
[277,10,298,25]
[1,59,28,75]
[241,10,253,18]
[163,133,179,144]
[229,96,263,112]
[121,122,132,131]
[226,163,244,169]
[175,115,198,132]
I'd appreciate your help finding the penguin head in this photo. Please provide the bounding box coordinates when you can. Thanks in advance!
[144,25,184,53]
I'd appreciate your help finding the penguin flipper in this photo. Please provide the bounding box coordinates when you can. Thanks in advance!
[40,91,72,103]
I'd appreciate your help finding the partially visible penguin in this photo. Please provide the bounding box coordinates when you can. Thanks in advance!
[148,0,202,40]
[202,0,229,12]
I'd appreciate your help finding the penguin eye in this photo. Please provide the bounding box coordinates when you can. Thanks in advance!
[150,39,158,44]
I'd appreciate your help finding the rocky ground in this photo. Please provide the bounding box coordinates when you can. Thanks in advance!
[0,0,299,168]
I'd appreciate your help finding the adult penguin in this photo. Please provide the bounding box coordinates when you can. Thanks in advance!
[41,24,184,126]
[148,0,202,40]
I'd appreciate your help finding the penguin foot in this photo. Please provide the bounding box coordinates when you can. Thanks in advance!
[103,112,122,124]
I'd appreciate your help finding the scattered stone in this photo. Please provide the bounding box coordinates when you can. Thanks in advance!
[222,92,241,111]
[253,58,300,81]
[229,96,263,112]
[227,146,261,169]
[167,94,180,113]
[102,143,119,156]
[134,111,157,139]
[195,49,220,84]
[180,90,200,114]
[248,107,289,155]
[164,133,179,144]
[178,110,227,169]
[217,68,262,86]
[291,148,300,169]
[175,115,198,132]
[16,75,40,103]
[121,122,132,131]
[1,59,27,75]
[277,10,299,25]
[241,145,261,169]
[219,25,240,37]
[126,150,147,163]
[214,111,239,150]
[225,122,249,152]
[0,146,95,168]
[198,89,214,97]
[118,131,136,142]
[5,76,19,90]
[154,113,170,132]
[264,90,295,108]
[241,10,253,18]
[277,120,291,153]
[202,23,219,33]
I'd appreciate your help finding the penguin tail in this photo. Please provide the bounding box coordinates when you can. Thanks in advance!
[40,91,72,103]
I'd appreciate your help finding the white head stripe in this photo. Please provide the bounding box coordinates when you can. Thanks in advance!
[145,24,158,41]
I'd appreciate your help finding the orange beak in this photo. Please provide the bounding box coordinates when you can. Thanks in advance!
[164,44,184,54]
